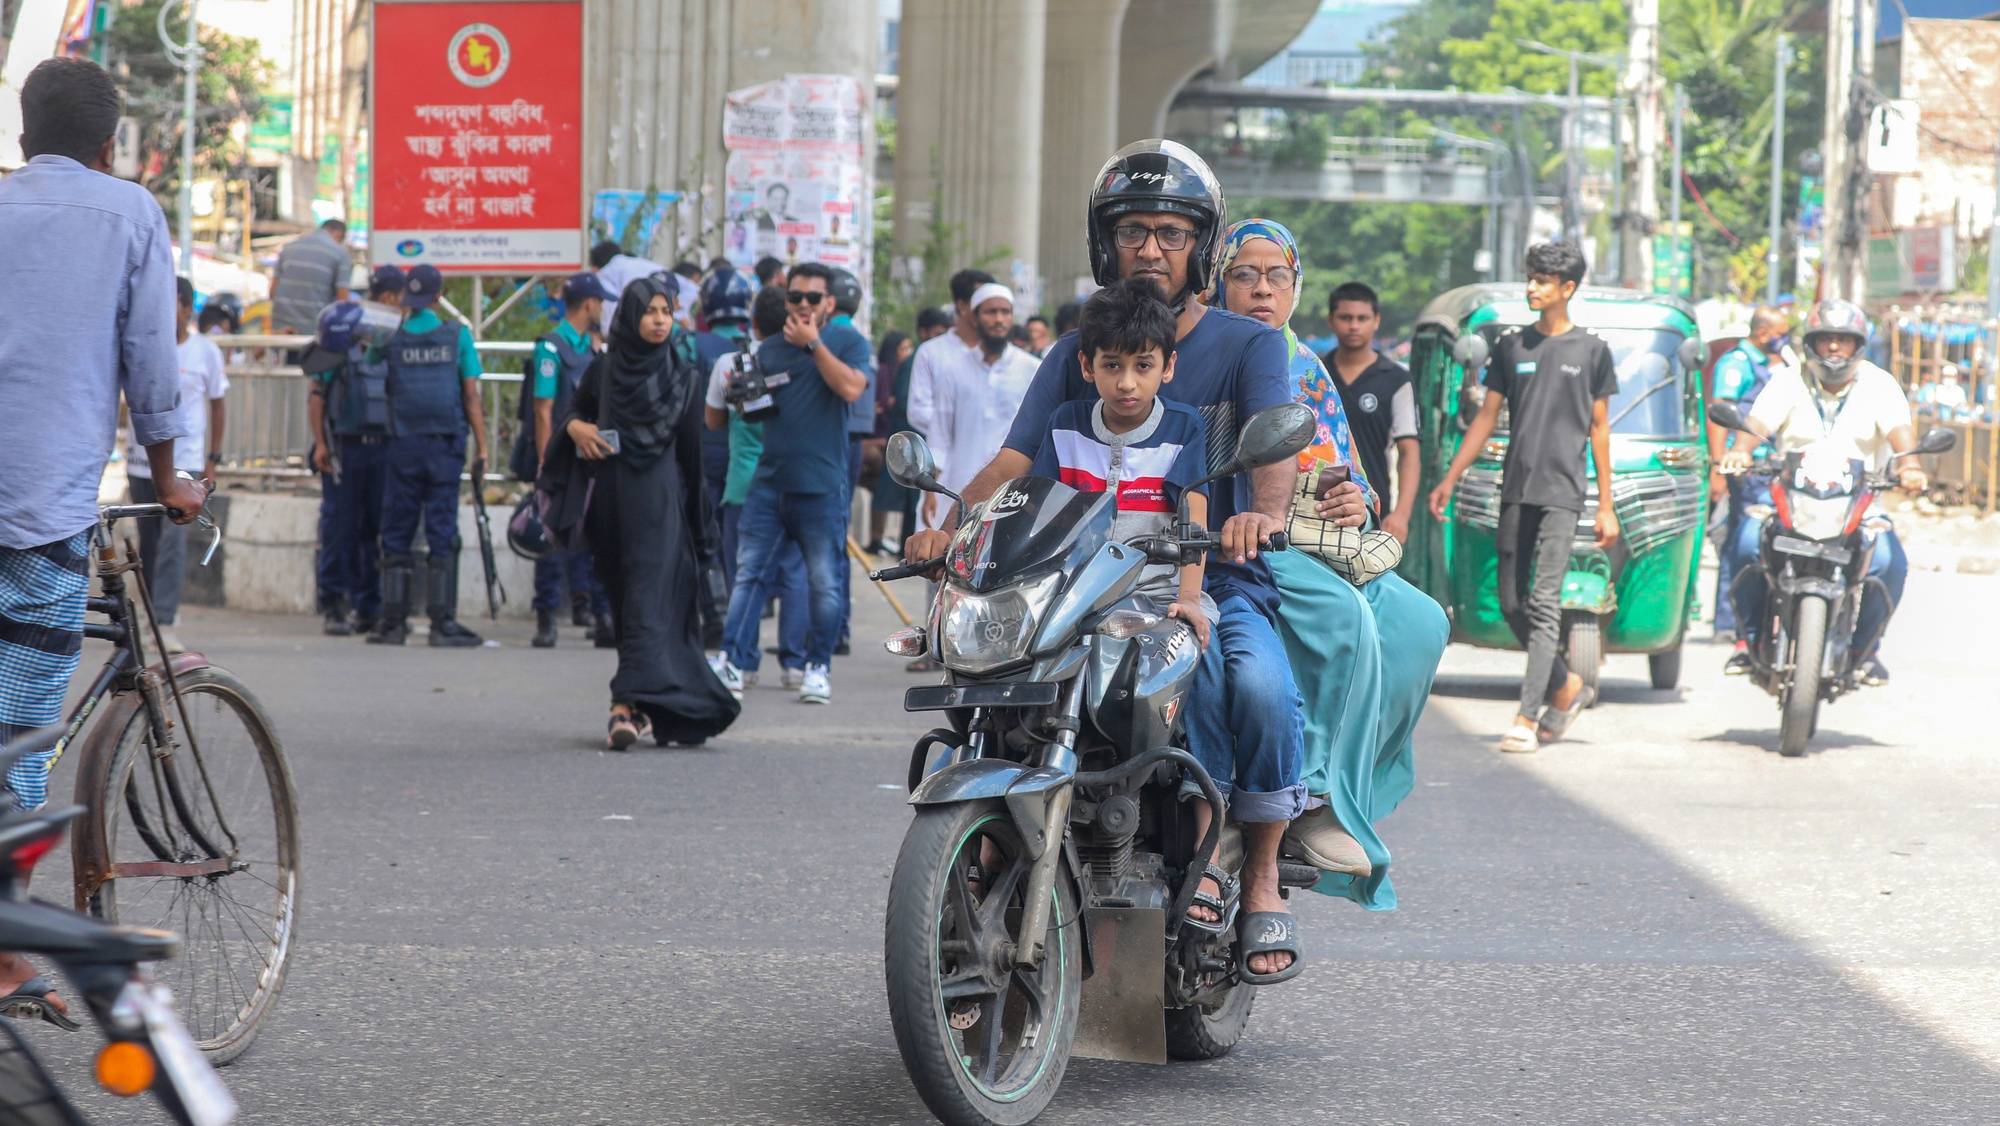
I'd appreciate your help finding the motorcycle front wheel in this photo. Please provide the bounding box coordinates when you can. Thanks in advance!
[885,800,1082,1126]
[1780,595,1827,757]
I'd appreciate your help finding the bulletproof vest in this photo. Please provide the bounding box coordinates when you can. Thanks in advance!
[517,329,593,431]
[385,320,466,437]
[331,347,391,436]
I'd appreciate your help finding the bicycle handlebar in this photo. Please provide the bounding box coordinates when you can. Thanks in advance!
[99,496,224,567]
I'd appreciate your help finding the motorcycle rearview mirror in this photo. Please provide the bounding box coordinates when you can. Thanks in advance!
[1234,403,1317,470]
[1914,426,1957,456]
[885,431,961,502]
[1676,335,1706,374]
[1707,400,1753,433]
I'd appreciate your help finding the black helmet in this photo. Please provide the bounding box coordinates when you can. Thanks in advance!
[1801,298,1870,390]
[506,496,552,561]
[1085,139,1226,304]
[828,267,863,317]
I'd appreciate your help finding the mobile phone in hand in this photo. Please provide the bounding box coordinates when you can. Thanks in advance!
[598,428,621,455]
[1314,463,1351,501]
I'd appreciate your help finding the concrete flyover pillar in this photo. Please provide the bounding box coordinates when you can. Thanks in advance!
[1117,0,1225,144]
[1039,0,1131,303]
[893,0,1048,307]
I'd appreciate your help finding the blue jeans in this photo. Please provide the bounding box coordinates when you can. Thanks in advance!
[722,502,811,670]
[723,486,846,673]
[380,433,465,559]
[316,435,387,615]
[1186,594,1308,824]
[1712,477,1752,633]
[532,548,608,616]
[1727,480,1909,657]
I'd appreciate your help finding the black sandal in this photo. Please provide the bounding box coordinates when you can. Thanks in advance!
[1183,863,1240,935]
[606,710,650,751]
[1236,911,1305,985]
[0,976,80,1032]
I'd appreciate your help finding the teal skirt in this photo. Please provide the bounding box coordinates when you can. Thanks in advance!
[1268,554,1448,910]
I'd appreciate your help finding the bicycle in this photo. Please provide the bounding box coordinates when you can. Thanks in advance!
[36,497,299,1067]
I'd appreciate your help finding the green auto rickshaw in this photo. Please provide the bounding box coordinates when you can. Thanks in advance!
[1402,284,1712,696]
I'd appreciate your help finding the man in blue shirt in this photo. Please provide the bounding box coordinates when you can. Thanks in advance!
[0,56,207,1024]
[716,262,872,705]
[1708,306,1786,638]
[368,265,492,648]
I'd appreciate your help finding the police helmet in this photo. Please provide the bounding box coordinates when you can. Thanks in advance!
[1801,299,1870,390]
[828,267,863,317]
[1085,139,1227,304]
[507,497,552,561]
[700,267,755,324]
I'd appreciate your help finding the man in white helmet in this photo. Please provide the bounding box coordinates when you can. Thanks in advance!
[1717,299,1926,684]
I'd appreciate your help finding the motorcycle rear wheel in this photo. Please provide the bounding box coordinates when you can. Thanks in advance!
[1779,595,1827,757]
[885,801,1081,1126]
[1165,981,1257,1060]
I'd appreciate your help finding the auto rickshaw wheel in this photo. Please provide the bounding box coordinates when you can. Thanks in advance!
[1563,611,1603,706]
[1648,646,1683,690]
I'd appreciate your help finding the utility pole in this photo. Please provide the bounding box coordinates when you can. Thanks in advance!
[1622,0,1662,288]
[1670,84,1684,296]
[159,0,202,275]
[1849,0,1878,302]
[1821,0,1857,300]
[1987,136,1999,318]
[1767,34,1788,304]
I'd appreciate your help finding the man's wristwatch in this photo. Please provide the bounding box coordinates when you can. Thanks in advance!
[206,452,222,465]
[803,338,820,354]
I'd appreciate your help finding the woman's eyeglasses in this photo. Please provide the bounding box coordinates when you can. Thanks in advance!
[1223,265,1298,291]
[786,290,825,306]
[1112,223,1195,252]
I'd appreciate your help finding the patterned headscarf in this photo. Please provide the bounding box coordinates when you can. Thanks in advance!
[1213,218,1377,507]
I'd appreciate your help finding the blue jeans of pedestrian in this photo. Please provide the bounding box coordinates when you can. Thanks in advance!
[723,486,846,673]
[380,434,465,560]
[1186,594,1308,824]
[721,502,810,670]
[532,548,608,616]
[1712,477,1752,633]
[1727,479,1909,657]
[315,435,387,616]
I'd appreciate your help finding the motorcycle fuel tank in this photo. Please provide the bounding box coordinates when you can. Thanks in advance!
[1086,599,1202,755]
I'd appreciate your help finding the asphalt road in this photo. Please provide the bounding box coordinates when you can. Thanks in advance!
[23,566,2000,1125]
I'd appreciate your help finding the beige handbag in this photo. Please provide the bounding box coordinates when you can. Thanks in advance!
[1286,462,1402,586]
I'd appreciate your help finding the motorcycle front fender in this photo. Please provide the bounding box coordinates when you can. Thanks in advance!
[908,758,1071,858]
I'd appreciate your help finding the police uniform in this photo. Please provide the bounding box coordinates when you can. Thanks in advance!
[527,317,608,636]
[314,343,390,629]
[372,296,484,647]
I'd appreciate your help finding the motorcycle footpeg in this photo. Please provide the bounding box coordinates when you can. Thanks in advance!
[1276,860,1322,889]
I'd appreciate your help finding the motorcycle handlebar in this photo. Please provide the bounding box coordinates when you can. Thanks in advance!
[870,557,943,583]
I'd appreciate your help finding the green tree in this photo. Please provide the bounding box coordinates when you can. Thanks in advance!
[102,0,273,208]
[1439,0,1624,97]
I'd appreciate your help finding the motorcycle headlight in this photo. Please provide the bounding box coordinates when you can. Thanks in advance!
[1785,494,1850,541]
[937,572,1063,674]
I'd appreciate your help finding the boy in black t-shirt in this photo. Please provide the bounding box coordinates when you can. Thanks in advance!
[1429,243,1620,753]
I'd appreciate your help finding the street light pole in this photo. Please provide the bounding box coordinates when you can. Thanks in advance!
[1768,34,1788,305]
[159,0,202,276]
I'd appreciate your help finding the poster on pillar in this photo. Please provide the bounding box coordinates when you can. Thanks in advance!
[721,75,871,308]
[368,0,584,272]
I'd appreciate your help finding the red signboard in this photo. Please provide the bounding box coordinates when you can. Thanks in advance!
[369,0,583,272]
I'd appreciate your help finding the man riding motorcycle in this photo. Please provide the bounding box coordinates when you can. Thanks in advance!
[902,140,1366,982]
[1718,299,1927,684]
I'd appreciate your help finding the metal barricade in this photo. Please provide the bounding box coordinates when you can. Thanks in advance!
[210,333,532,480]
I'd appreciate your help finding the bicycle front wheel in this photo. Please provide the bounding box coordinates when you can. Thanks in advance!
[77,665,300,1066]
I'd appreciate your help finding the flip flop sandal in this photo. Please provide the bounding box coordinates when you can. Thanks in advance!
[1235,912,1305,985]
[1537,695,1586,743]
[0,976,80,1032]
[1182,863,1241,936]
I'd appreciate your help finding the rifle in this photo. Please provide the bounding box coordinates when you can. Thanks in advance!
[468,457,505,620]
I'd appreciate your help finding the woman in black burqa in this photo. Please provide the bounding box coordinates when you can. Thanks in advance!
[554,274,740,748]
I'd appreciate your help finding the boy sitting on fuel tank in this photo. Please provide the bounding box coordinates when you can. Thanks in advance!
[1027,277,1213,646]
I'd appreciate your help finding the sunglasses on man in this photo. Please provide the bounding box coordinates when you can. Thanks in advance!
[786,290,825,306]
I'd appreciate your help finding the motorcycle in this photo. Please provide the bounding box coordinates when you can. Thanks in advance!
[0,732,236,1125]
[869,403,1324,1125]
[1708,401,1955,756]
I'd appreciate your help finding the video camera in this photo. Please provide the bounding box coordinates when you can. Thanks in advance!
[723,349,790,423]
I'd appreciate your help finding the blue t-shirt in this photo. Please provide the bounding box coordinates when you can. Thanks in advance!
[752,319,874,495]
[831,314,879,435]
[1003,307,1292,614]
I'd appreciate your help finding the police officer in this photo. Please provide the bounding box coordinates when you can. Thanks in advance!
[368,264,491,647]
[303,265,404,635]
[526,272,612,649]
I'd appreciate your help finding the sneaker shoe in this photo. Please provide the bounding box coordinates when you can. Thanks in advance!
[155,626,187,656]
[712,655,746,701]
[1858,656,1890,686]
[322,609,353,637]
[799,663,831,704]
[781,666,805,691]
[1723,645,1754,676]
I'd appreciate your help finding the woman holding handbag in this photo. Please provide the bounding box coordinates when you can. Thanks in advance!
[551,274,740,748]
[1213,219,1450,911]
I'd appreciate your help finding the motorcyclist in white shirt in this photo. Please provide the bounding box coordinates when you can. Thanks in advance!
[1717,299,1928,685]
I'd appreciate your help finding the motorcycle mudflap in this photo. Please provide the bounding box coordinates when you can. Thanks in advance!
[1072,905,1167,1064]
